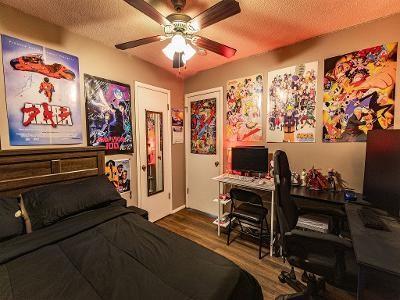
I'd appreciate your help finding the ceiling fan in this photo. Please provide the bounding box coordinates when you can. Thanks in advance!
[115,0,241,69]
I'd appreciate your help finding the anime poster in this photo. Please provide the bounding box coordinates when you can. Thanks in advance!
[171,108,184,144]
[105,158,131,194]
[191,98,216,154]
[226,74,263,142]
[267,62,318,143]
[84,74,133,154]
[1,35,82,145]
[323,43,397,142]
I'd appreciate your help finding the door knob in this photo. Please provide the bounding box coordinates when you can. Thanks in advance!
[141,165,147,171]
[215,161,220,167]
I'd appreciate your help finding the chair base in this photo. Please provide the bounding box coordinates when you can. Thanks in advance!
[276,269,326,300]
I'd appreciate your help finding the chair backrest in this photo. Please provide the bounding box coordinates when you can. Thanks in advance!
[230,188,263,206]
[273,150,298,234]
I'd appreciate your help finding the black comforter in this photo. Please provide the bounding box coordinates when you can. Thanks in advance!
[0,206,262,300]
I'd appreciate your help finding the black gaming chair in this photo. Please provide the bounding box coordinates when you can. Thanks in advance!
[274,150,358,299]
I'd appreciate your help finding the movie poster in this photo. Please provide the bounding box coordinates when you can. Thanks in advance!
[267,62,318,143]
[1,35,82,145]
[84,74,133,154]
[323,43,397,142]
[226,74,263,142]
[105,158,131,194]
[171,108,184,144]
[191,98,216,154]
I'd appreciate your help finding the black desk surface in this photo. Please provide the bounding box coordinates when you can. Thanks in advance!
[291,186,363,205]
[345,203,400,276]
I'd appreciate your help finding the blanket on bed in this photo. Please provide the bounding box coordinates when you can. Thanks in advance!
[0,206,262,300]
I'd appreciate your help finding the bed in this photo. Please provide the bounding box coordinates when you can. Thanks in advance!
[0,147,262,300]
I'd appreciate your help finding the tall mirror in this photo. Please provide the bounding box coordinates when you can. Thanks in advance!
[146,110,164,196]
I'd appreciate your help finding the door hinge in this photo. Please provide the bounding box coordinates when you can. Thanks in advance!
[167,104,170,110]
[184,106,188,111]
[168,192,171,199]
[186,187,189,194]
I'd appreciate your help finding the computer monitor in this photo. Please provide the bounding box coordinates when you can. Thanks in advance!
[363,130,400,217]
[231,147,268,173]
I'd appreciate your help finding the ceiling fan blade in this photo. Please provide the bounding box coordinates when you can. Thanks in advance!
[192,36,236,58]
[124,0,170,26]
[190,0,240,30]
[173,52,185,69]
[115,35,164,50]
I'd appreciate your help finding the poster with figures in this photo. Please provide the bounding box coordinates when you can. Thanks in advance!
[323,43,397,142]
[84,74,133,154]
[1,35,82,145]
[105,158,131,194]
[266,62,318,143]
[226,74,263,142]
[171,108,184,144]
[190,98,216,154]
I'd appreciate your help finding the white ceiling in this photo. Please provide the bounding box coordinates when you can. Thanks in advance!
[2,0,400,78]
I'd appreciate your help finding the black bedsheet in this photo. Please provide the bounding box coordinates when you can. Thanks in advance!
[0,206,262,300]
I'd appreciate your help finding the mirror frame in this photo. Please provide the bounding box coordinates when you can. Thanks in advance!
[145,110,164,197]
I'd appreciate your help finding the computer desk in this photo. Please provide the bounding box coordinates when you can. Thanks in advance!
[345,203,400,299]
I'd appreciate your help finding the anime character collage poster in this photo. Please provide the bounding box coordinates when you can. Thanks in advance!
[191,98,217,154]
[267,62,318,143]
[323,43,397,142]
[1,35,82,145]
[226,75,263,143]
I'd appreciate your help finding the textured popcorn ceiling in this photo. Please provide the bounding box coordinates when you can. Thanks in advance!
[1,0,400,78]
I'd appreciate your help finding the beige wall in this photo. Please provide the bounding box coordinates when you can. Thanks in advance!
[185,13,400,193]
[0,4,186,209]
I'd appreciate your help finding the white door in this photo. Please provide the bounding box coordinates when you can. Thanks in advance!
[135,82,172,222]
[185,87,223,216]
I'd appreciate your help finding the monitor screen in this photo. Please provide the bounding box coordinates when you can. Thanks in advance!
[231,147,268,173]
[363,130,400,217]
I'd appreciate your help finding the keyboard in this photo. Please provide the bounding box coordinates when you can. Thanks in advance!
[358,207,390,231]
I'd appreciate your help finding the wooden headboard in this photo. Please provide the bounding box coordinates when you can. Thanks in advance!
[0,147,105,197]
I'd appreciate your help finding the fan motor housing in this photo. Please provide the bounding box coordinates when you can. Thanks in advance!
[171,0,186,12]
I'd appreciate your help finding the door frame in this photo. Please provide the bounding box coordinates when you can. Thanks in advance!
[184,87,224,210]
[134,81,172,215]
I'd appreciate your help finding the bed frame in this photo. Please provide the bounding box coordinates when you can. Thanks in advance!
[0,147,105,197]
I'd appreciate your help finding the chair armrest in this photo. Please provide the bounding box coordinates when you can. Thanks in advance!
[285,229,352,250]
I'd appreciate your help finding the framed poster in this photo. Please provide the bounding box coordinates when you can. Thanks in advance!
[171,108,184,144]
[84,74,133,154]
[190,98,216,154]
[267,62,318,143]
[1,35,82,145]
[226,74,263,142]
[323,43,397,142]
[105,158,131,194]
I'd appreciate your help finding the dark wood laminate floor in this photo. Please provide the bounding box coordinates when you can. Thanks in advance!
[156,208,355,300]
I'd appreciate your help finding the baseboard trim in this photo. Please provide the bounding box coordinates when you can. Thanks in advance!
[171,205,186,214]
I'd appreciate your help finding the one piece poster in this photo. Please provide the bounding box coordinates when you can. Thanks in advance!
[1,35,82,145]
[266,62,318,143]
[191,98,216,154]
[84,74,133,154]
[323,43,397,142]
[105,158,131,194]
[171,108,184,144]
[226,74,263,142]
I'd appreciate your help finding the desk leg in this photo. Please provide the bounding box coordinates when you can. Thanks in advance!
[217,182,221,237]
[270,191,275,257]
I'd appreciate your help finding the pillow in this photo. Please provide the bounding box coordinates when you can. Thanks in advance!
[21,175,122,231]
[0,197,25,242]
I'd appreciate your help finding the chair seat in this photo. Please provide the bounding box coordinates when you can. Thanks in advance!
[231,203,268,223]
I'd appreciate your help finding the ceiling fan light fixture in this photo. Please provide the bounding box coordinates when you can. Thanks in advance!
[183,43,196,62]
[162,42,176,60]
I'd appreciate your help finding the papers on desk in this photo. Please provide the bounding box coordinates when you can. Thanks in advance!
[297,216,329,233]
[212,174,275,191]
